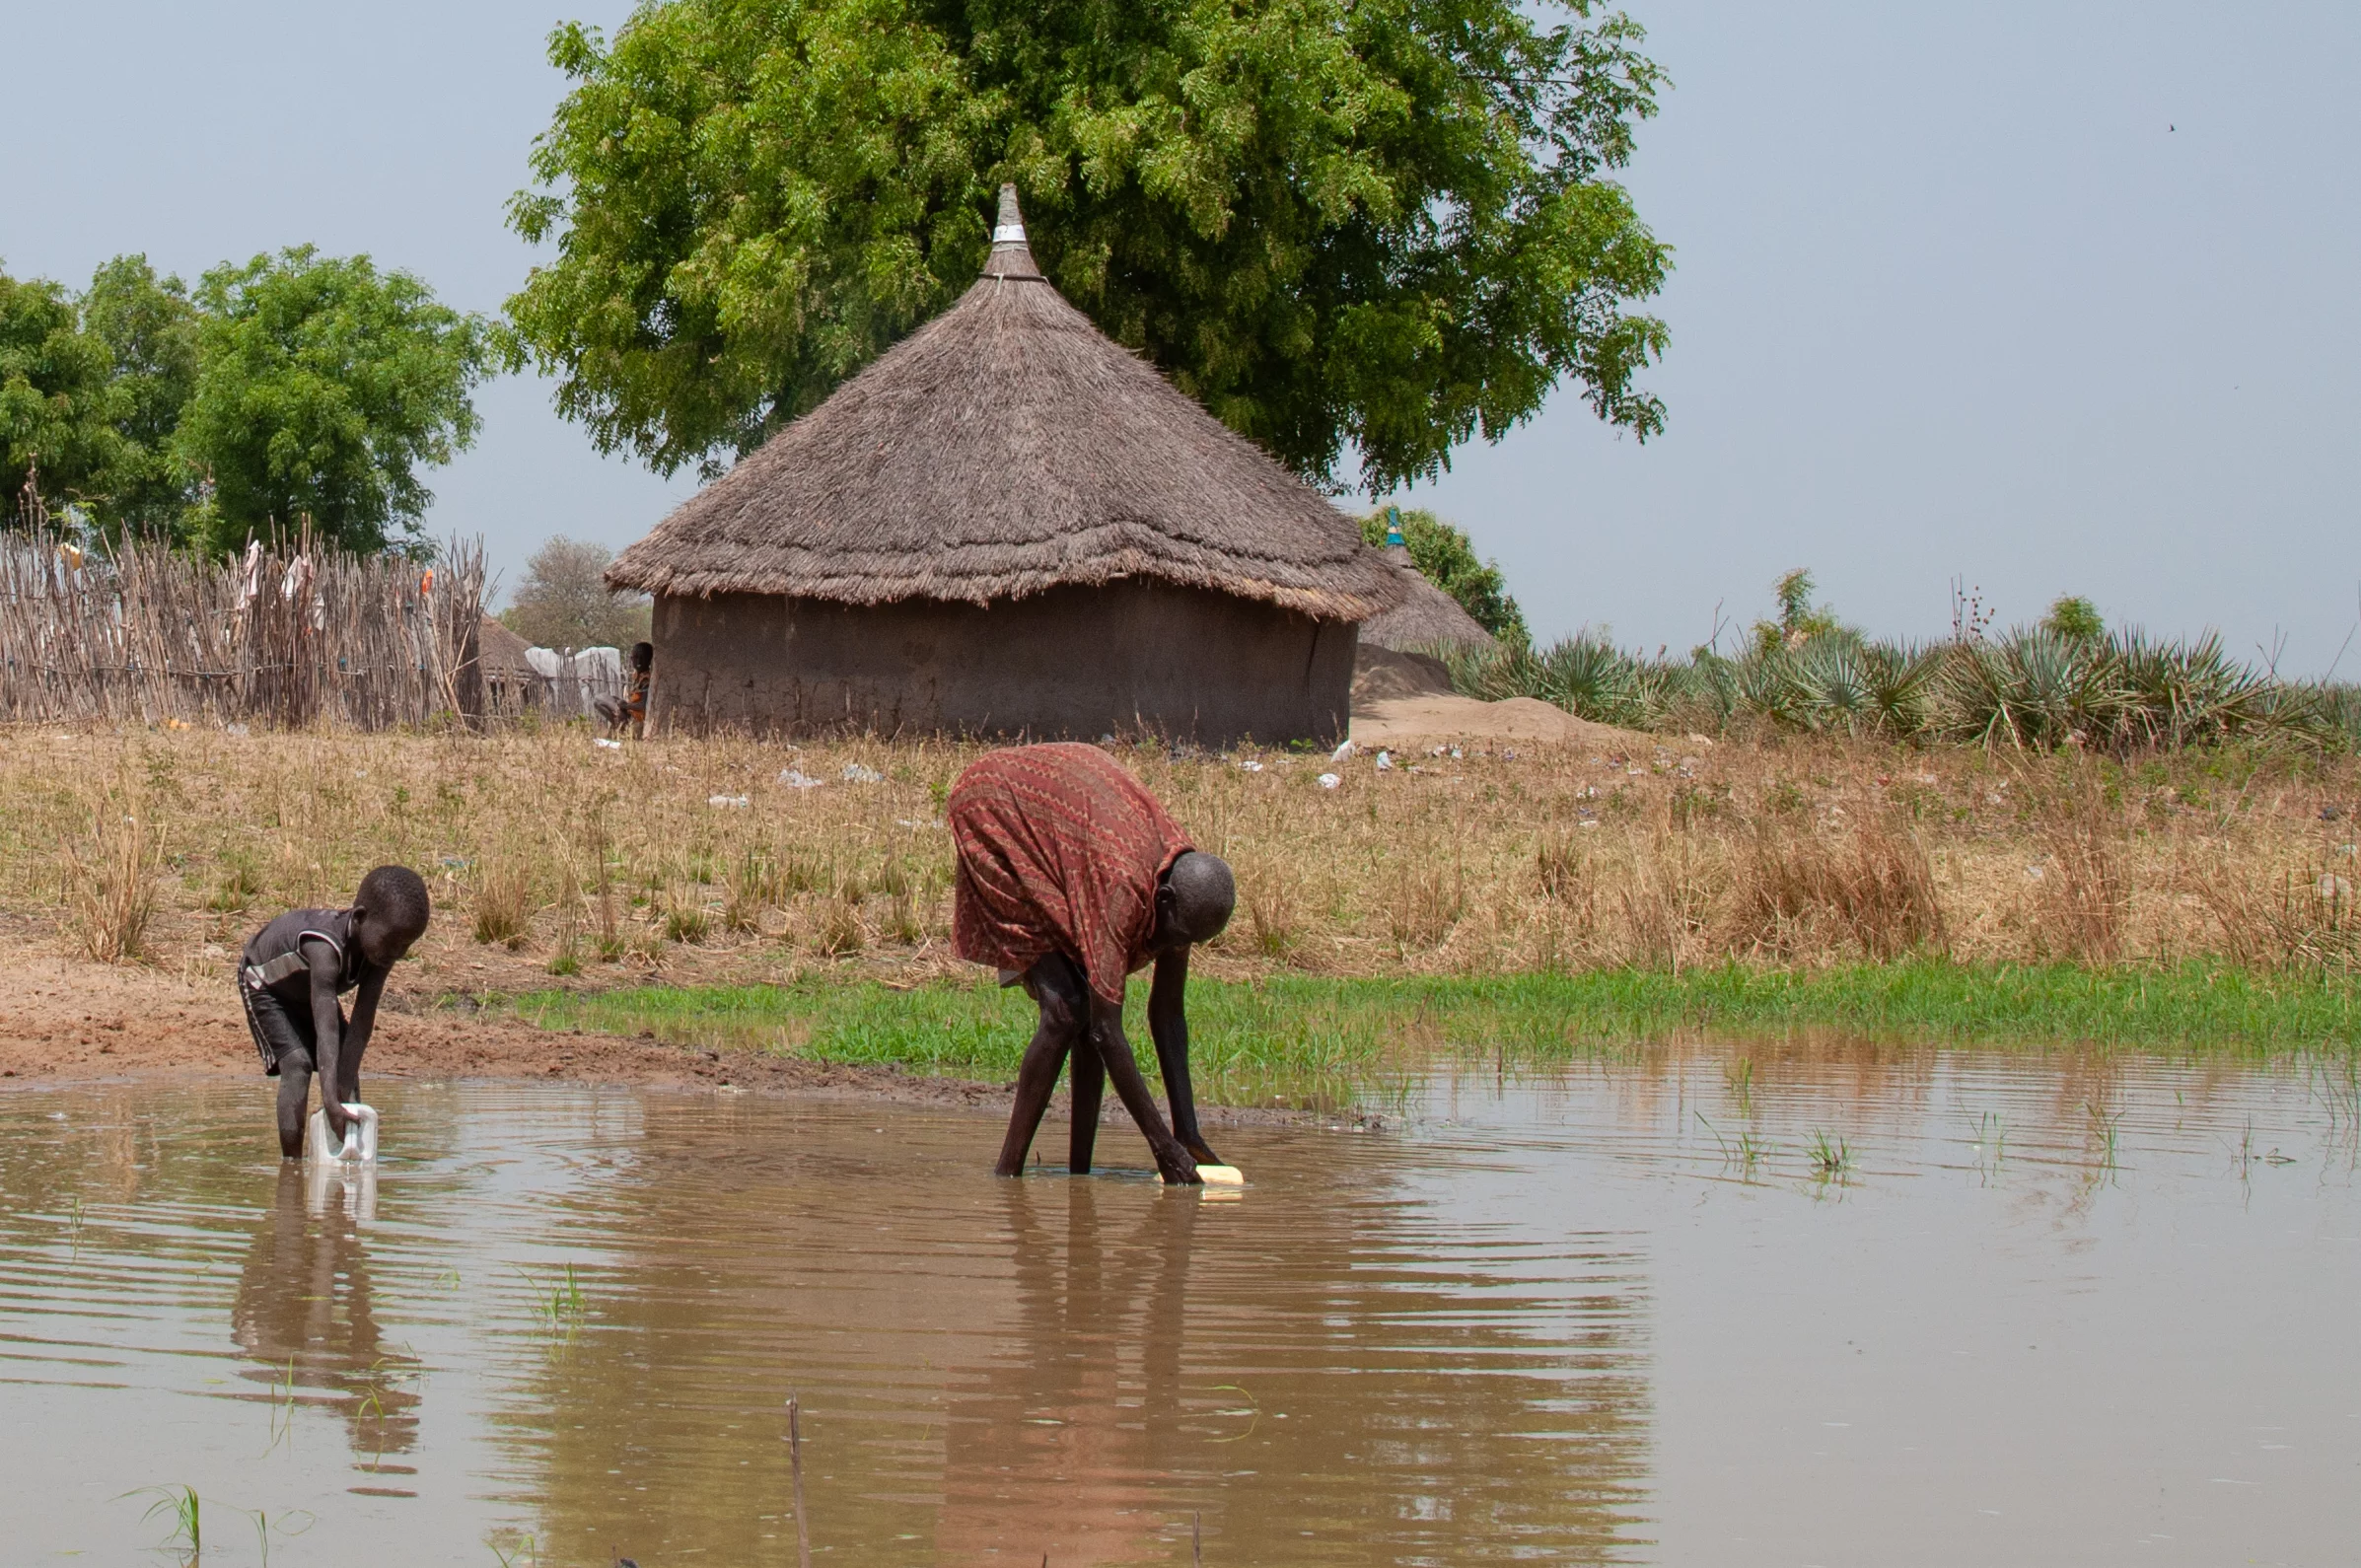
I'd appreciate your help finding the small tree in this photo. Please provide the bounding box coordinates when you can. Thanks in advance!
[81,255,202,535]
[2041,595,2105,642]
[1750,568,1848,656]
[1359,507,1529,644]
[499,535,652,650]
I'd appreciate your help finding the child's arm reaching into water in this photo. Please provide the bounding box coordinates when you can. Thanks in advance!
[304,938,358,1141]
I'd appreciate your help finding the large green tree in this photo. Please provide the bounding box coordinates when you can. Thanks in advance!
[176,247,494,553]
[80,255,202,533]
[0,263,122,516]
[507,0,1671,489]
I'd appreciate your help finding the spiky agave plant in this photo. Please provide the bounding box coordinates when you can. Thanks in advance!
[1932,631,2121,748]
[2113,629,2273,748]
[1783,635,1878,735]
[1860,641,1941,740]
[1535,634,1642,726]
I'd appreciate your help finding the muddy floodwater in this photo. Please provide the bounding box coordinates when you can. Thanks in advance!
[2,1046,2356,1566]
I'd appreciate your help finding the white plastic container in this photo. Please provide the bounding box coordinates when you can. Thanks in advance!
[306,1103,379,1164]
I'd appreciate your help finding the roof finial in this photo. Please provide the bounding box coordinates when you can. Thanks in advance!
[1384,505,1412,563]
[983,183,1043,281]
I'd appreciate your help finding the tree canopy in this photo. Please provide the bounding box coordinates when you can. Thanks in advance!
[498,535,652,650]
[2042,595,2106,642]
[1358,506,1528,643]
[178,248,495,554]
[80,256,201,532]
[1,264,121,514]
[507,0,1671,491]
[0,249,492,554]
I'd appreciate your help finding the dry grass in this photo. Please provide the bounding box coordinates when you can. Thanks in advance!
[1729,813,1944,961]
[1,723,2355,987]
[57,778,165,962]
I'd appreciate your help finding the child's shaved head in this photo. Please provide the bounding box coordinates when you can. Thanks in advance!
[356,865,431,947]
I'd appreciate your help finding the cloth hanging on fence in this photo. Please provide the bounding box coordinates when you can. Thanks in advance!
[236,540,262,612]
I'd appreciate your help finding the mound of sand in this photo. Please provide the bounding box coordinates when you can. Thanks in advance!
[1351,694,1647,748]
[1347,648,1653,748]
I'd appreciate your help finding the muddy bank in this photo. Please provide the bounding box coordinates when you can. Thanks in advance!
[0,958,1345,1132]
[0,955,991,1104]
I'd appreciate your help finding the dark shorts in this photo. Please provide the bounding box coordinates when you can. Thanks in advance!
[239,977,339,1077]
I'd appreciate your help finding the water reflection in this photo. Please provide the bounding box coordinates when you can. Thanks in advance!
[230,1166,421,1470]
[936,1178,1196,1565]
[0,1041,2353,1567]
[492,1098,1651,1565]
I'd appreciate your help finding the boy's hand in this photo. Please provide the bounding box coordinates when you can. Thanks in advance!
[322,1102,351,1141]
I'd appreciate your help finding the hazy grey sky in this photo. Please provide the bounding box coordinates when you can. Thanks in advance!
[5,3,2356,667]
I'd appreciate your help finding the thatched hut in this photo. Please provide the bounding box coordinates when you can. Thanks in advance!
[607,187,1401,746]
[472,615,546,715]
[1360,557,1497,655]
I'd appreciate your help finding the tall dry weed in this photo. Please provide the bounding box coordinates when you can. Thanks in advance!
[2183,853,2361,970]
[1384,853,1466,955]
[1728,816,1946,960]
[724,849,787,934]
[1240,861,1304,958]
[1534,830,1605,962]
[813,896,865,957]
[1614,829,1717,970]
[60,789,163,962]
[471,858,536,949]
[2025,760,2126,961]
[5,725,2357,981]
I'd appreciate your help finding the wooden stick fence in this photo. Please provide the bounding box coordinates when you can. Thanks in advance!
[0,531,496,730]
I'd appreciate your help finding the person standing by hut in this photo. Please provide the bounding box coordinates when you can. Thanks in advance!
[949,744,1236,1183]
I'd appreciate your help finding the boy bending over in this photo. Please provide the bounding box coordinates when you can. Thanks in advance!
[240,866,431,1158]
[949,744,1235,1183]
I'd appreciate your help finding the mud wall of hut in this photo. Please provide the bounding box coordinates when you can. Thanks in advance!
[649,581,1355,746]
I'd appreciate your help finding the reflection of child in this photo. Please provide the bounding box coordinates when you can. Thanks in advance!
[595,641,654,738]
[239,866,431,1158]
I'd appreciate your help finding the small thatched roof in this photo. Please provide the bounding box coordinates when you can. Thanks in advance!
[608,187,1402,622]
[1359,549,1497,653]
[475,614,537,676]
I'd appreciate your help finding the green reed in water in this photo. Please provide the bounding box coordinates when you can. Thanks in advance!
[476,961,2361,1106]
[514,1262,587,1331]
[120,1484,199,1554]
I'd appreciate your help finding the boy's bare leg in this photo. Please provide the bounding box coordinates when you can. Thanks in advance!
[1068,1037,1106,1175]
[276,1045,317,1160]
[995,1026,1074,1176]
[996,956,1088,1176]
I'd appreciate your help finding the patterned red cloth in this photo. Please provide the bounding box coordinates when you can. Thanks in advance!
[950,744,1194,1005]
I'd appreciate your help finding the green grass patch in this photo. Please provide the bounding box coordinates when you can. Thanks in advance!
[473,961,2361,1104]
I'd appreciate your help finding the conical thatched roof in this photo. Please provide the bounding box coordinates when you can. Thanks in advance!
[1360,548,1497,653]
[474,614,537,676]
[608,187,1403,622]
